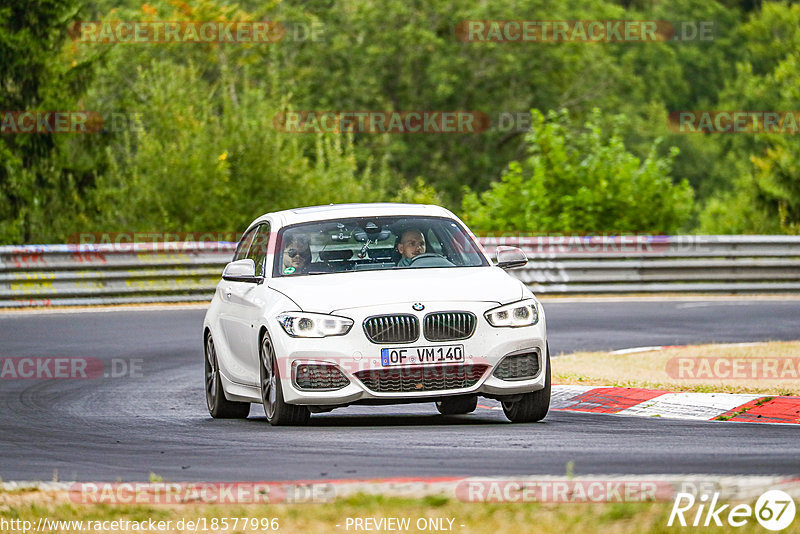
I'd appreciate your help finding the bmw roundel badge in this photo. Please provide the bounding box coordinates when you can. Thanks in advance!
[412,303,424,311]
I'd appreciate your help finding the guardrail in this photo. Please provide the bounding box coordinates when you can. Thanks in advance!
[481,235,800,294]
[0,243,233,308]
[1,236,799,307]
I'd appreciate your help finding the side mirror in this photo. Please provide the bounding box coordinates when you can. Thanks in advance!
[222,259,264,283]
[496,246,528,269]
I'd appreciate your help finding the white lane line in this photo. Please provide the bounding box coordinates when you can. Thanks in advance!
[610,342,764,355]
[611,346,665,355]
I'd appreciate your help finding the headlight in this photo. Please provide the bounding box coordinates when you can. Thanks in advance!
[276,312,353,338]
[484,299,539,327]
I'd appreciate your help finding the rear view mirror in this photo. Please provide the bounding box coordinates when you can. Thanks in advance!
[496,246,528,269]
[354,229,391,242]
[222,259,264,283]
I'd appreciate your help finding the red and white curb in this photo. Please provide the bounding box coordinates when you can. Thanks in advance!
[547,385,800,424]
[479,385,800,423]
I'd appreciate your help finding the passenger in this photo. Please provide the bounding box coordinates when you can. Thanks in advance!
[396,229,426,267]
[282,235,311,275]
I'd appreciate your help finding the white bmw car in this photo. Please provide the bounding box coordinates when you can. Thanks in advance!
[203,203,550,425]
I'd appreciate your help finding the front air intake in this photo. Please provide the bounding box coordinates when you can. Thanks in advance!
[363,314,419,344]
[354,365,488,393]
[424,312,477,341]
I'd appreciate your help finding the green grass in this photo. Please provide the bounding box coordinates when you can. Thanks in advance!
[0,491,781,534]
[553,341,800,396]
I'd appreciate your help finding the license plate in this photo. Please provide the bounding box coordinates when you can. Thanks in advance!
[381,344,464,367]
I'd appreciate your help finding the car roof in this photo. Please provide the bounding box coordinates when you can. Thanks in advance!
[251,203,456,229]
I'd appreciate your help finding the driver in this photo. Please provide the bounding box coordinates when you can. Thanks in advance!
[282,235,311,275]
[396,228,426,266]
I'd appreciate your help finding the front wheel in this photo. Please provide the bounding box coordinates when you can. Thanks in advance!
[501,347,551,423]
[205,334,250,419]
[260,332,310,426]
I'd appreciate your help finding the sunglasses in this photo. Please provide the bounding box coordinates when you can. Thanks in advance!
[286,248,309,259]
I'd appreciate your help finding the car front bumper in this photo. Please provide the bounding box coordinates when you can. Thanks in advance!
[271,301,548,406]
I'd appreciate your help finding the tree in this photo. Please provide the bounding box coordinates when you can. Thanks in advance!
[698,2,800,233]
[268,0,690,205]
[80,0,439,234]
[0,0,95,243]
[461,109,693,234]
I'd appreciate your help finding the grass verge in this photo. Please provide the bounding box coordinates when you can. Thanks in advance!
[552,341,800,395]
[0,492,776,534]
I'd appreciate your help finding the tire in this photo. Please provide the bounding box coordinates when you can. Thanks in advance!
[501,346,551,423]
[436,395,478,415]
[205,333,251,419]
[260,332,310,426]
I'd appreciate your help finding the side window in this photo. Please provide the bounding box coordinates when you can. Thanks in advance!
[246,223,271,277]
[233,226,258,262]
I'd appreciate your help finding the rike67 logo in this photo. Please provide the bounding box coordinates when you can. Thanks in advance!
[669,490,796,531]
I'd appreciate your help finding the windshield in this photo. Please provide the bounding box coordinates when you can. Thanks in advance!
[273,216,489,277]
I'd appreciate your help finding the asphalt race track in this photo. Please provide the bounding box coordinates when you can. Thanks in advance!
[1,299,799,482]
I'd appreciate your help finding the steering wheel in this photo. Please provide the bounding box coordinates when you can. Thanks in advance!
[407,253,453,267]
[408,253,439,264]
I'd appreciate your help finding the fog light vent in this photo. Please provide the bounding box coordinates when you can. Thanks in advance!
[294,363,350,391]
[493,351,540,381]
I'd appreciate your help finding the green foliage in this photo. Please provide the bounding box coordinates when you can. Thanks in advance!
[462,110,693,234]
[3,0,438,241]
[86,56,427,233]
[698,183,783,235]
[3,0,800,242]
[751,142,800,233]
[291,0,668,202]
[698,2,800,234]
[0,0,95,243]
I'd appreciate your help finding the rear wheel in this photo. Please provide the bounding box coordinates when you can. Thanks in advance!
[501,346,551,423]
[260,332,310,426]
[436,395,478,415]
[205,334,250,419]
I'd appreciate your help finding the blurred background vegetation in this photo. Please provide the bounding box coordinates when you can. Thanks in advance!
[1,0,799,243]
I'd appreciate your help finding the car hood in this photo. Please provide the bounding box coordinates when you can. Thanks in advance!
[268,267,525,313]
